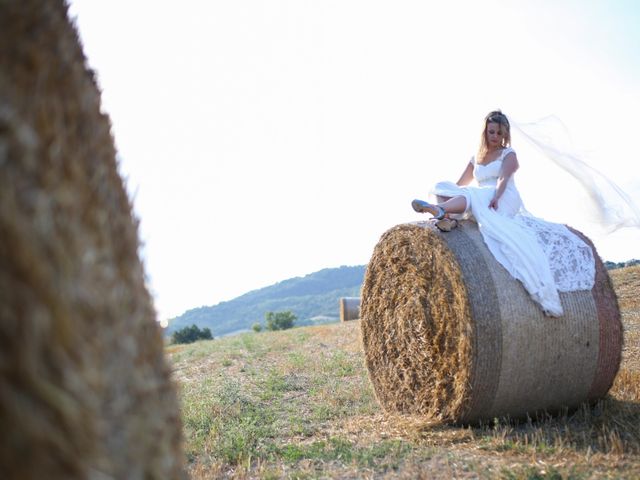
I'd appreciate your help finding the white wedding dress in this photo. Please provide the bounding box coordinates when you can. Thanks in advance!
[430,147,595,316]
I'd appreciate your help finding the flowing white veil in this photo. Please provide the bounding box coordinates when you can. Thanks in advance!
[510,115,640,233]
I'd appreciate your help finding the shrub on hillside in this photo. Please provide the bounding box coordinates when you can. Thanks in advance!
[252,322,262,333]
[172,324,213,344]
[265,311,296,331]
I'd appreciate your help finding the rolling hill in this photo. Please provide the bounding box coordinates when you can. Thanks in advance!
[165,265,365,337]
[165,258,638,339]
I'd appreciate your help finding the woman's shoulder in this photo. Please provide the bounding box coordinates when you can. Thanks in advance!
[502,147,517,161]
[502,147,519,170]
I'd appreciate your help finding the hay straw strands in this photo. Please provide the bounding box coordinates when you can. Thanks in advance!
[360,221,622,424]
[340,297,361,322]
[0,1,185,478]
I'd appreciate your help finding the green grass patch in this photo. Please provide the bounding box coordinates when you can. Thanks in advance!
[324,350,356,377]
[501,465,574,480]
[192,378,277,465]
[287,351,307,369]
[277,437,412,469]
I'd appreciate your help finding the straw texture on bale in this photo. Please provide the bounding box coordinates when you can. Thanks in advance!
[340,297,361,322]
[0,2,185,478]
[360,221,622,424]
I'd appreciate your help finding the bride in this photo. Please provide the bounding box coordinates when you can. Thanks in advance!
[411,110,595,316]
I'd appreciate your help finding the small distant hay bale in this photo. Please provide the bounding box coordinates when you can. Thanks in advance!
[0,1,184,478]
[360,221,622,424]
[340,297,361,322]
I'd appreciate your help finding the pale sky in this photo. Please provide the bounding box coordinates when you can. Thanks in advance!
[67,0,640,323]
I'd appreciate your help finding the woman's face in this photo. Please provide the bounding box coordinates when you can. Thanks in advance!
[485,122,505,149]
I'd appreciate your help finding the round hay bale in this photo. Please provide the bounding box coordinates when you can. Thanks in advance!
[340,297,361,322]
[360,221,622,423]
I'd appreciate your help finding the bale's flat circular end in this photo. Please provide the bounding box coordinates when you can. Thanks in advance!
[360,223,473,421]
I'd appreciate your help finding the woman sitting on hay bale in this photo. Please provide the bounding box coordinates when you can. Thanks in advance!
[412,110,599,317]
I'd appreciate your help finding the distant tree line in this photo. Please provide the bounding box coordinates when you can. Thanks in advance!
[605,259,640,270]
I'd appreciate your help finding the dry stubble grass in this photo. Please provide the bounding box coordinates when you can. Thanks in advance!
[168,266,640,479]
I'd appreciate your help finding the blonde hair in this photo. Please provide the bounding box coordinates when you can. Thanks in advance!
[477,110,511,163]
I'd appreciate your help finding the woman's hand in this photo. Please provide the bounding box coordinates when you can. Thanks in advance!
[489,196,499,210]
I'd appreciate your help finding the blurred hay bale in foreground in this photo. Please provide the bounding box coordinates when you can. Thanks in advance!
[0,1,185,478]
[361,221,622,424]
[340,297,361,322]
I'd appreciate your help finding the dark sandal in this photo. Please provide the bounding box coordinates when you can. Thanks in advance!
[435,218,458,232]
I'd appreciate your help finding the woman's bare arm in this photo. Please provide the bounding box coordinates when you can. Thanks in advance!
[456,161,474,186]
[489,152,519,210]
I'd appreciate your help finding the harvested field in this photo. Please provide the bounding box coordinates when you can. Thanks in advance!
[168,265,640,479]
